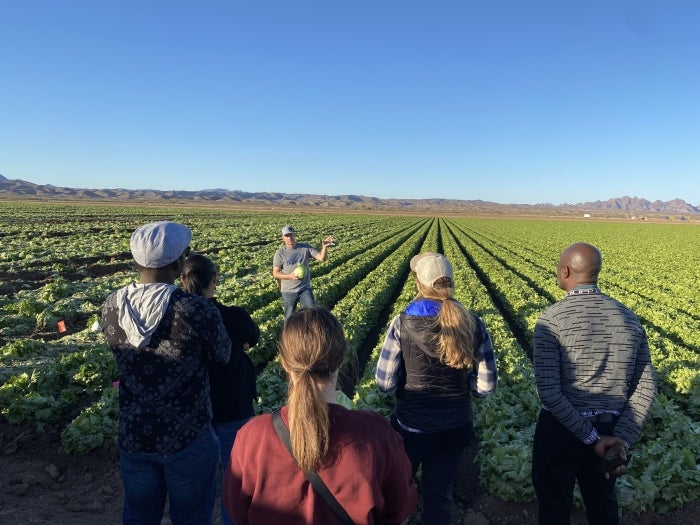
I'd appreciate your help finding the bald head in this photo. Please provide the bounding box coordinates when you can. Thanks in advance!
[556,243,602,291]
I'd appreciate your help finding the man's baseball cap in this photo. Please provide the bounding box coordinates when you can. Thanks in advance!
[130,221,192,268]
[410,252,454,287]
[282,225,296,236]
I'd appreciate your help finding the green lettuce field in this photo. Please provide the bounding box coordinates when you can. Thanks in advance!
[1,201,699,515]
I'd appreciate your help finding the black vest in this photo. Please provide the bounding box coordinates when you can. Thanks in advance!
[395,313,473,431]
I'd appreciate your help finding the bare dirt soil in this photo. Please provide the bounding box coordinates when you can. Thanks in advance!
[1,420,697,525]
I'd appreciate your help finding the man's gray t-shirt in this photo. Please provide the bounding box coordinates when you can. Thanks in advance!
[273,243,318,293]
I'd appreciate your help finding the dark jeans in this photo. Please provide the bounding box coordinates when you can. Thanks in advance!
[392,417,473,525]
[281,288,315,320]
[119,425,219,525]
[213,418,250,525]
[532,409,620,525]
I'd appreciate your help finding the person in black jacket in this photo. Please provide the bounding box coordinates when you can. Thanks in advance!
[182,253,260,525]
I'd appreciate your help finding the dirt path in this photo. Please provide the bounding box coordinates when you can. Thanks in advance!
[1,420,697,525]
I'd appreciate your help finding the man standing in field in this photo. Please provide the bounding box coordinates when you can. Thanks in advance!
[272,224,335,321]
[532,242,656,525]
[101,221,231,525]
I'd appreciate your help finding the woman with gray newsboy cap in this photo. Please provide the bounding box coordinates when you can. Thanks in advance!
[101,220,231,525]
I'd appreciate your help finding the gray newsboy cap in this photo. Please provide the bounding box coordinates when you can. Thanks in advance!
[130,221,192,268]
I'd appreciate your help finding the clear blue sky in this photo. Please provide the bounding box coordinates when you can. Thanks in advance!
[2,1,699,205]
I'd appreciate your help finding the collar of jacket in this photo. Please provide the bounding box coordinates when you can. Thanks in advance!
[405,299,441,317]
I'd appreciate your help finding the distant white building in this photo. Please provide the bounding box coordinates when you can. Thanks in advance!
[583,213,591,218]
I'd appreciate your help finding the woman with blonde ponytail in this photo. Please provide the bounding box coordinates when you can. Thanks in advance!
[224,307,417,525]
[376,252,498,525]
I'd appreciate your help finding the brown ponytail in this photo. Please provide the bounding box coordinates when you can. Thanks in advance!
[278,307,348,471]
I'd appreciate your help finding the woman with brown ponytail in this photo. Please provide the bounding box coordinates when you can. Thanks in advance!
[223,306,417,525]
[376,252,498,525]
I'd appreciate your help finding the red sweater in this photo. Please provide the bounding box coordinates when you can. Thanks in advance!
[224,404,417,525]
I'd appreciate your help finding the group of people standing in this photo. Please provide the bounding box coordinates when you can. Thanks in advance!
[101,220,656,525]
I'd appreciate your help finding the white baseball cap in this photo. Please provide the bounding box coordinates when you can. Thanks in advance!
[410,252,453,287]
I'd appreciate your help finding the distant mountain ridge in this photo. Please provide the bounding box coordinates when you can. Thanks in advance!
[0,174,697,214]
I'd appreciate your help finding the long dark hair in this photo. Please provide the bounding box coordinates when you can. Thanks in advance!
[182,253,217,295]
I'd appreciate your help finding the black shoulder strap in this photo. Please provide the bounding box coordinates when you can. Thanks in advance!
[271,409,355,525]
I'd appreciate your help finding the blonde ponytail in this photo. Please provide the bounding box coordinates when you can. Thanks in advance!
[416,277,478,369]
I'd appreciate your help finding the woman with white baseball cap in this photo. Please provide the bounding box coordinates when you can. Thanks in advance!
[375,252,499,525]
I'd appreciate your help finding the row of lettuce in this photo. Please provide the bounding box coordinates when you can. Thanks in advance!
[437,219,700,513]
[0,204,427,451]
[1,203,699,513]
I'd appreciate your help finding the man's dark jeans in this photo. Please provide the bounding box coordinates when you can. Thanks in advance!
[532,409,620,525]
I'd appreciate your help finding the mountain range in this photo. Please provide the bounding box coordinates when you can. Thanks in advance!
[0,174,697,215]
